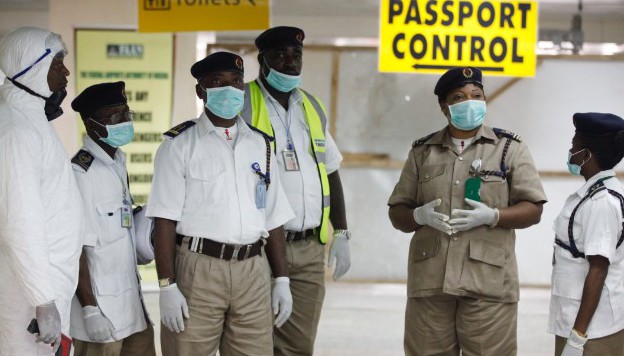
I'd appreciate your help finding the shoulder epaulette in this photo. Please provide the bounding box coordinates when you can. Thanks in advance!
[163,120,196,139]
[71,149,94,172]
[246,123,275,142]
[588,179,608,199]
[412,133,436,147]
[493,128,522,142]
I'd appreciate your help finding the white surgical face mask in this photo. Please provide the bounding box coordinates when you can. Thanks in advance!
[567,149,590,176]
[262,59,301,93]
[204,86,244,119]
[448,100,486,131]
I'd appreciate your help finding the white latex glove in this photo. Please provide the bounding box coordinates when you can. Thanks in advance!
[328,230,351,281]
[35,301,61,349]
[562,329,587,356]
[272,277,293,328]
[82,305,115,342]
[159,283,189,333]
[449,199,498,232]
[413,199,453,235]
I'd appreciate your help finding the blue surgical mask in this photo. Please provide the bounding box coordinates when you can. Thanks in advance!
[204,86,244,120]
[264,65,301,93]
[448,100,487,131]
[567,149,590,176]
[91,120,134,147]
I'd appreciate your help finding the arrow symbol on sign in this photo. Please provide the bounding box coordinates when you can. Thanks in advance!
[412,64,504,72]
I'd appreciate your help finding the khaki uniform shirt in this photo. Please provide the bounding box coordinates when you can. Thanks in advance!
[388,125,547,302]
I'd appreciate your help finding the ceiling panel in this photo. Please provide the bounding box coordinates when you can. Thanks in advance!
[0,0,620,14]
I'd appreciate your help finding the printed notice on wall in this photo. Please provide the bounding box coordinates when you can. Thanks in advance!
[75,30,174,205]
[379,0,539,77]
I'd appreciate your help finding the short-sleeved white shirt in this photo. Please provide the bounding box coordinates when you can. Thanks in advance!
[256,80,342,231]
[146,114,294,245]
[549,170,624,338]
[70,136,147,342]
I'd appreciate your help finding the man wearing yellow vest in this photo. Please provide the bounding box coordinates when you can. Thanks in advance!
[241,26,351,356]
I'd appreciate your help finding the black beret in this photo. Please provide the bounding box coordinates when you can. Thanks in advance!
[71,81,127,114]
[191,51,244,80]
[255,26,305,53]
[434,67,483,98]
[573,112,624,136]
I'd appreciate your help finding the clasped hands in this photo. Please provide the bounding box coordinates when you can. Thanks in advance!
[413,198,498,235]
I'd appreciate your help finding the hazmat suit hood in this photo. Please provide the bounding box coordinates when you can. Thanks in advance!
[0,27,68,120]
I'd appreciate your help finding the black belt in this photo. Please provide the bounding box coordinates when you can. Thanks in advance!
[285,229,315,242]
[175,235,263,261]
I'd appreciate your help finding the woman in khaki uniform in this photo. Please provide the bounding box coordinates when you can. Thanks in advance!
[388,67,547,356]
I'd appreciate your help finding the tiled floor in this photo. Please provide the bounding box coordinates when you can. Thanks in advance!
[142,282,555,355]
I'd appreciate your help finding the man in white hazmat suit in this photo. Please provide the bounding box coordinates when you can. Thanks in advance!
[0,27,83,355]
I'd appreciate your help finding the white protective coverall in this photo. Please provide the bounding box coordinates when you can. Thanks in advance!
[0,27,83,355]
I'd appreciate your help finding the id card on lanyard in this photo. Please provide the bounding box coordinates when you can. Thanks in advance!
[282,147,300,171]
[121,198,132,228]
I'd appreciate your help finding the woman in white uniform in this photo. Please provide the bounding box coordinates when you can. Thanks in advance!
[549,112,624,356]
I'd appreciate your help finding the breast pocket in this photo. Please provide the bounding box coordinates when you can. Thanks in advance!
[478,173,508,208]
[95,201,127,245]
[418,164,446,202]
[188,159,225,205]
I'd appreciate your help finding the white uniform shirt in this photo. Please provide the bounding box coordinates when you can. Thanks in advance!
[549,170,624,338]
[69,136,148,342]
[256,80,342,232]
[146,115,294,244]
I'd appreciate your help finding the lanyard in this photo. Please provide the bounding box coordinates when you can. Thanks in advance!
[110,158,130,205]
[267,98,295,151]
[251,135,272,188]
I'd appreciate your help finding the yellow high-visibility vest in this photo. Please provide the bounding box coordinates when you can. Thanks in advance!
[241,80,331,244]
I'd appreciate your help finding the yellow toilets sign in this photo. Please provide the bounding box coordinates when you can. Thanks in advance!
[379,0,538,77]
[138,0,269,32]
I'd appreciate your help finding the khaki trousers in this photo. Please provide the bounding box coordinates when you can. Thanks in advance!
[73,324,156,356]
[555,328,624,356]
[162,238,273,356]
[274,238,326,356]
[405,295,517,356]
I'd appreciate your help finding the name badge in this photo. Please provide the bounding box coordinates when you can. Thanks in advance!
[282,149,300,171]
[121,203,132,228]
[256,180,267,209]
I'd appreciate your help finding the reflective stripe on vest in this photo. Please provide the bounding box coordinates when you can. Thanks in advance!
[241,80,331,244]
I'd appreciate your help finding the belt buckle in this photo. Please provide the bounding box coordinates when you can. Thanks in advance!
[232,244,241,260]
[243,244,252,259]
[189,236,200,253]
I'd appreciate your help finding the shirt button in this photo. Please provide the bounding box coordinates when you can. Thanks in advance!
[453,237,458,241]
[422,252,427,256]
[485,175,489,179]
[425,174,430,179]
[458,157,463,161]
[455,180,460,185]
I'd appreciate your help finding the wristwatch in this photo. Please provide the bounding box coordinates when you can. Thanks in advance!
[158,277,175,288]
[334,229,351,240]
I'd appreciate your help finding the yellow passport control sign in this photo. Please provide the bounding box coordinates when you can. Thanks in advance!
[379,0,538,77]
[138,0,270,32]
